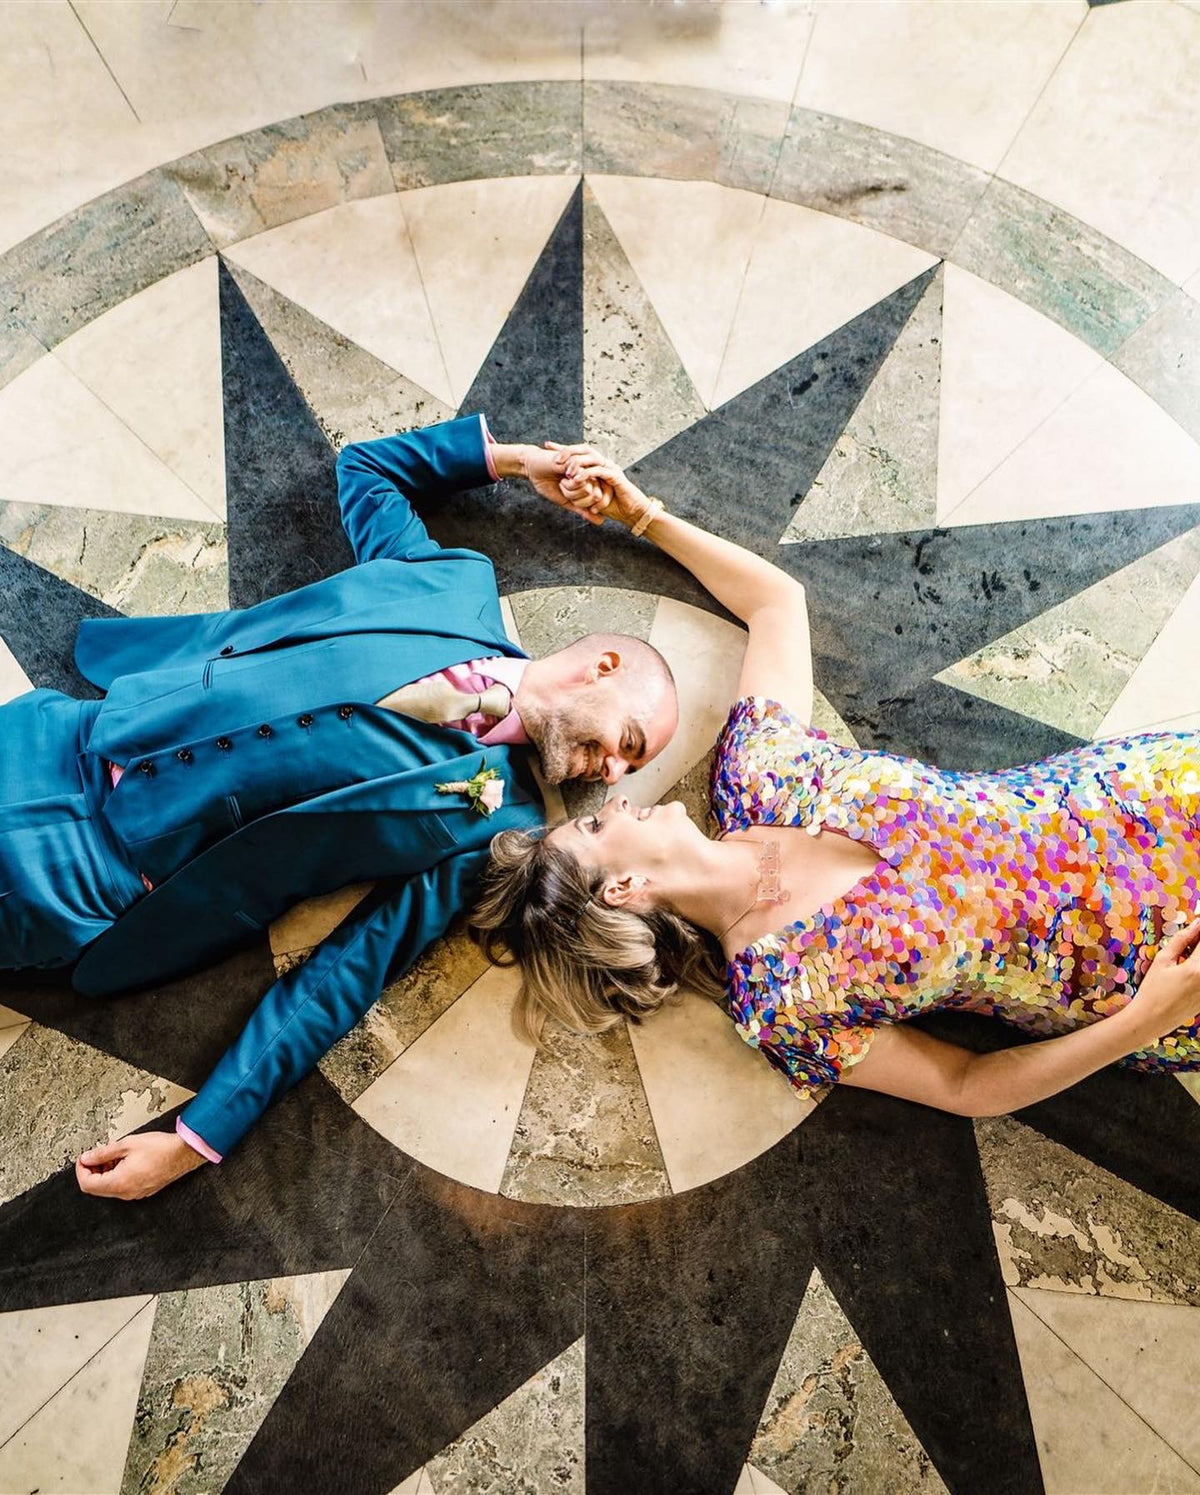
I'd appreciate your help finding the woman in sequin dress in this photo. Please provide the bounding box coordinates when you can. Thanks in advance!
[471,448,1200,1116]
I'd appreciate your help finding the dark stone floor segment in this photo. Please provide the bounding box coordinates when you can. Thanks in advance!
[218,257,355,607]
[226,1160,588,1495]
[0,545,116,697]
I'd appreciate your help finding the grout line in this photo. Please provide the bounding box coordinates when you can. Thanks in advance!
[67,0,142,123]
[393,197,457,414]
[0,1296,156,1456]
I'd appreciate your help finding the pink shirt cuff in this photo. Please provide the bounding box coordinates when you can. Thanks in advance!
[176,1116,222,1163]
[480,414,500,483]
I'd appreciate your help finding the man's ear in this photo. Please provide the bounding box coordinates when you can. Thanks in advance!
[585,649,621,684]
[599,872,647,909]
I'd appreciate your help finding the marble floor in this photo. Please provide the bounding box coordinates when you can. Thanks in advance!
[2,2,1200,1492]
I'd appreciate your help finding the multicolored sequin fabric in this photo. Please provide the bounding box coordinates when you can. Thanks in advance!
[712,696,1200,1093]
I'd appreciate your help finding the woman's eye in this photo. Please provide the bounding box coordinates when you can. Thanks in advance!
[589,816,602,833]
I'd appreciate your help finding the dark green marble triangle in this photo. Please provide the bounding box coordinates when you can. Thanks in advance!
[0,546,116,697]
[218,258,354,607]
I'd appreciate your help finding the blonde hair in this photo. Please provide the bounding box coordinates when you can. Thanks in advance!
[470,826,725,1047]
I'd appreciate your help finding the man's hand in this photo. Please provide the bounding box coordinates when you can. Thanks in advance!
[547,442,652,528]
[76,1131,209,1201]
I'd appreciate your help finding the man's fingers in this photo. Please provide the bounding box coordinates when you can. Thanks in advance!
[79,1139,126,1166]
[76,1156,127,1197]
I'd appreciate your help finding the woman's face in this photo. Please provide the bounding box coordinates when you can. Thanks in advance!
[546,795,699,889]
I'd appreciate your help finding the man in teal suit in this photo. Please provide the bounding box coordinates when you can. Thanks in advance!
[0,414,678,1199]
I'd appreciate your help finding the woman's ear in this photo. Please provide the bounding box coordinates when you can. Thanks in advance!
[600,872,648,909]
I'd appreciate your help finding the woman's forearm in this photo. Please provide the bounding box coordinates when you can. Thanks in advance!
[637,510,803,627]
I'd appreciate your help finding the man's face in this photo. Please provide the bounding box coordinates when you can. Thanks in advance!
[521,667,676,786]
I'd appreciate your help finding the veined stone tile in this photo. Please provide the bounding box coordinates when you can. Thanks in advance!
[975,1114,1200,1305]
[352,964,535,1193]
[935,526,1200,739]
[1099,564,1200,738]
[223,261,453,449]
[1013,1287,1200,1474]
[1007,1291,1200,1495]
[506,583,658,664]
[424,1338,584,1495]
[53,257,226,518]
[0,504,227,617]
[0,1300,156,1495]
[372,82,583,192]
[0,167,211,350]
[782,264,942,543]
[772,107,990,261]
[583,81,790,198]
[167,106,394,250]
[952,175,1175,358]
[0,1025,193,1206]
[320,917,490,1105]
[750,1267,950,1495]
[628,989,814,1196]
[0,314,43,394]
[500,1021,670,1208]
[1114,286,1200,447]
[119,1270,350,1495]
[582,181,706,467]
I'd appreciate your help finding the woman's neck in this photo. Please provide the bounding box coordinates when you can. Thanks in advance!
[663,836,764,942]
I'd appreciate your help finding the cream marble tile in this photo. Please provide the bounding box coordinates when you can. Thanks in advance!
[628,989,814,1195]
[270,882,374,956]
[586,175,762,409]
[0,1021,28,1065]
[937,265,1100,522]
[1014,1287,1200,1472]
[948,358,1200,528]
[54,257,225,519]
[1008,1291,1200,1495]
[0,354,221,523]
[0,637,33,706]
[388,1472,429,1495]
[745,1466,789,1495]
[0,1002,28,1027]
[623,597,747,813]
[0,1298,155,1495]
[797,1,1083,174]
[1000,0,1200,284]
[0,1293,152,1447]
[584,2,812,104]
[733,1465,758,1495]
[1179,1074,1200,1106]
[224,197,453,406]
[713,197,937,408]
[352,964,535,1193]
[400,175,579,407]
[1098,566,1200,738]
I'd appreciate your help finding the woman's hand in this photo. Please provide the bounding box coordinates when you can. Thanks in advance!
[1128,916,1200,1044]
[544,442,655,528]
[75,1130,208,1200]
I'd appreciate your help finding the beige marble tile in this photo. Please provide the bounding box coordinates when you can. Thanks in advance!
[0,636,33,706]
[582,180,707,468]
[584,2,812,104]
[948,358,1200,528]
[0,1293,153,1447]
[586,175,762,409]
[352,964,535,1193]
[401,175,579,408]
[713,197,937,408]
[424,1338,584,1495]
[0,1000,29,1028]
[628,989,814,1195]
[506,583,658,664]
[224,197,453,406]
[388,1472,429,1495]
[0,353,225,523]
[54,257,225,519]
[0,1025,193,1206]
[937,265,1100,523]
[1014,1287,1200,1474]
[782,264,941,544]
[811,688,859,750]
[500,1021,670,1207]
[935,526,1200,740]
[0,1298,156,1495]
[270,882,375,956]
[120,1270,350,1495]
[1007,1291,1200,1495]
[1179,1073,1200,1107]
[0,1020,29,1065]
[751,1267,949,1494]
[744,1465,789,1495]
[1098,566,1200,738]
[1000,0,1200,283]
[798,1,1082,174]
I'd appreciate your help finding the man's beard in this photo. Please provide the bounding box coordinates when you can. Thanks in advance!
[522,705,577,785]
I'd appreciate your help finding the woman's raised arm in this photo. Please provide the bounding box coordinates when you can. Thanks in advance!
[548,443,814,721]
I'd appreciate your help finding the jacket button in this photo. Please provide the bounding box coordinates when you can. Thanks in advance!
[257,723,274,738]
[298,713,314,728]
[219,645,234,656]
[216,736,232,751]
[337,704,354,720]
[176,748,194,764]
[137,759,156,776]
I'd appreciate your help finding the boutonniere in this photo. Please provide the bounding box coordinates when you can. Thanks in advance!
[436,756,505,816]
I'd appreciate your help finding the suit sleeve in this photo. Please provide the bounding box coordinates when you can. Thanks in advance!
[335,413,498,564]
[177,850,488,1159]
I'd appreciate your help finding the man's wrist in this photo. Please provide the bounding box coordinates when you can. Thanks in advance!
[489,442,532,481]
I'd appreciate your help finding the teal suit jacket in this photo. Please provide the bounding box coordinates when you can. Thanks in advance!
[70,415,544,1158]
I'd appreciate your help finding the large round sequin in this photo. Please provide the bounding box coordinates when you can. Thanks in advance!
[712,697,1200,1091]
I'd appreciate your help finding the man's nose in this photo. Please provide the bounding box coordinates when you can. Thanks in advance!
[601,755,630,785]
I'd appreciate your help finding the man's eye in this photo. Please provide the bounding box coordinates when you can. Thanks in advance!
[589,816,602,833]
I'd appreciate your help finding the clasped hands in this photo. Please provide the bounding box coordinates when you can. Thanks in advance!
[525,441,651,529]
